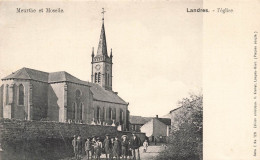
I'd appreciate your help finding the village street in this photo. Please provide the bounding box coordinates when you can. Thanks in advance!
[73,144,165,160]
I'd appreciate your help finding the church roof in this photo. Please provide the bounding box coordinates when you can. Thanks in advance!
[89,83,128,105]
[2,67,127,105]
[96,22,108,56]
[2,67,90,86]
[2,67,49,82]
[48,71,89,86]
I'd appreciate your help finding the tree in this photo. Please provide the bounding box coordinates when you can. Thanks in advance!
[156,93,203,160]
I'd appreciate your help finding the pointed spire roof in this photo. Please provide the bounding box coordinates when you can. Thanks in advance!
[96,9,108,56]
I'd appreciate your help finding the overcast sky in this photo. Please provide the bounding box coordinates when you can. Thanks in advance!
[0,1,202,117]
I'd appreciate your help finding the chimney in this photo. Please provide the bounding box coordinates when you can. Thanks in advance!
[156,115,158,118]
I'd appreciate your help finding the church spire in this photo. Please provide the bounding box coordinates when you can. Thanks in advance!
[97,8,108,56]
[91,8,113,91]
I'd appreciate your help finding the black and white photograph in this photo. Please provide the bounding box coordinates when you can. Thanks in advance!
[0,1,259,160]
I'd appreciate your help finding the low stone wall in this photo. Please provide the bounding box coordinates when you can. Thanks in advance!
[0,119,118,140]
[0,119,147,160]
[0,119,118,159]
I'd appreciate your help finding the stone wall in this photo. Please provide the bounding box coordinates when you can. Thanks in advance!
[67,82,93,123]
[31,81,48,120]
[48,83,65,122]
[0,119,118,141]
[1,80,31,120]
[0,119,119,159]
[0,119,146,159]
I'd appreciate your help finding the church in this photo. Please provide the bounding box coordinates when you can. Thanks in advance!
[0,11,130,131]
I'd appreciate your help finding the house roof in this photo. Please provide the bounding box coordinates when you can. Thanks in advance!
[169,106,183,114]
[156,118,171,126]
[89,83,128,105]
[129,116,153,125]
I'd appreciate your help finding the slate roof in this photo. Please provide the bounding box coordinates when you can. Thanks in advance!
[89,83,128,105]
[2,67,90,86]
[169,106,183,114]
[96,22,108,56]
[129,116,153,125]
[130,115,171,126]
[2,67,128,105]
[2,67,49,82]
[48,71,89,86]
[156,118,171,126]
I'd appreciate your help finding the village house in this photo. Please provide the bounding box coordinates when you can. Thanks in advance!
[129,115,152,132]
[140,115,171,143]
[130,115,171,143]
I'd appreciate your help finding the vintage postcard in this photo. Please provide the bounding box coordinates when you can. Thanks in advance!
[0,0,259,160]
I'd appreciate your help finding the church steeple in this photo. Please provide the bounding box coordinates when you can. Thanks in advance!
[91,8,113,91]
[97,8,108,56]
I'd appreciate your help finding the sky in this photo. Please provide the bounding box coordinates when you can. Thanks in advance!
[0,1,202,117]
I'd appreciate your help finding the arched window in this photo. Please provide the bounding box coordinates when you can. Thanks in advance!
[109,108,112,120]
[76,89,81,98]
[6,85,9,105]
[113,108,116,120]
[98,72,101,83]
[107,74,109,86]
[97,107,101,121]
[79,103,83,120]
[120,110,124,123]
[18,84,24,105]
[105,73,107,85]
[95,73,98,83]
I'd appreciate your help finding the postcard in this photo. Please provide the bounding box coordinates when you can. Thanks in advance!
[0,1,259,160]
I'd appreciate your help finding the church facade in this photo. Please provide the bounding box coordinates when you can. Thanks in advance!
[0,15,130,131]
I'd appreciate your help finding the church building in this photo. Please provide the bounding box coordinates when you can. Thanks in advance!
[0,11,130,131]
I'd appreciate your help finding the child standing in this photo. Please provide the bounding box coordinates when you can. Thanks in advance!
[113,136,121,160]
[143,139,149,153]
[85,137,92,160]
[121,135,128,160]
[95,137,103,160]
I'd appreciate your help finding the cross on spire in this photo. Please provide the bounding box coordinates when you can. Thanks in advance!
[101,8,106,21]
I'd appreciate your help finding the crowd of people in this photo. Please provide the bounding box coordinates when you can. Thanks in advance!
[72,133,148,160]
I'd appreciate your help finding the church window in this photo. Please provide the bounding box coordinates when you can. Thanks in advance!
[109,107,112,120]
[18,84,24,105]
[107,74,109,86]
[98,72,101,83]
[120,110,124,123]
[76,89,81,98]
[79,103,83,120]
[5,84,9,105]
[102,107,105,120]
[112,108,116,120]
[97,107,101,121]
[72,102,76,120]
[105,74,107,85]
[95,73,98,83]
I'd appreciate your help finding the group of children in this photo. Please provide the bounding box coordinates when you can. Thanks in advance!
[72,134,149,160]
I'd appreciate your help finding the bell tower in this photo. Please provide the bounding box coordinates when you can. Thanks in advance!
[91,8,113,91]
